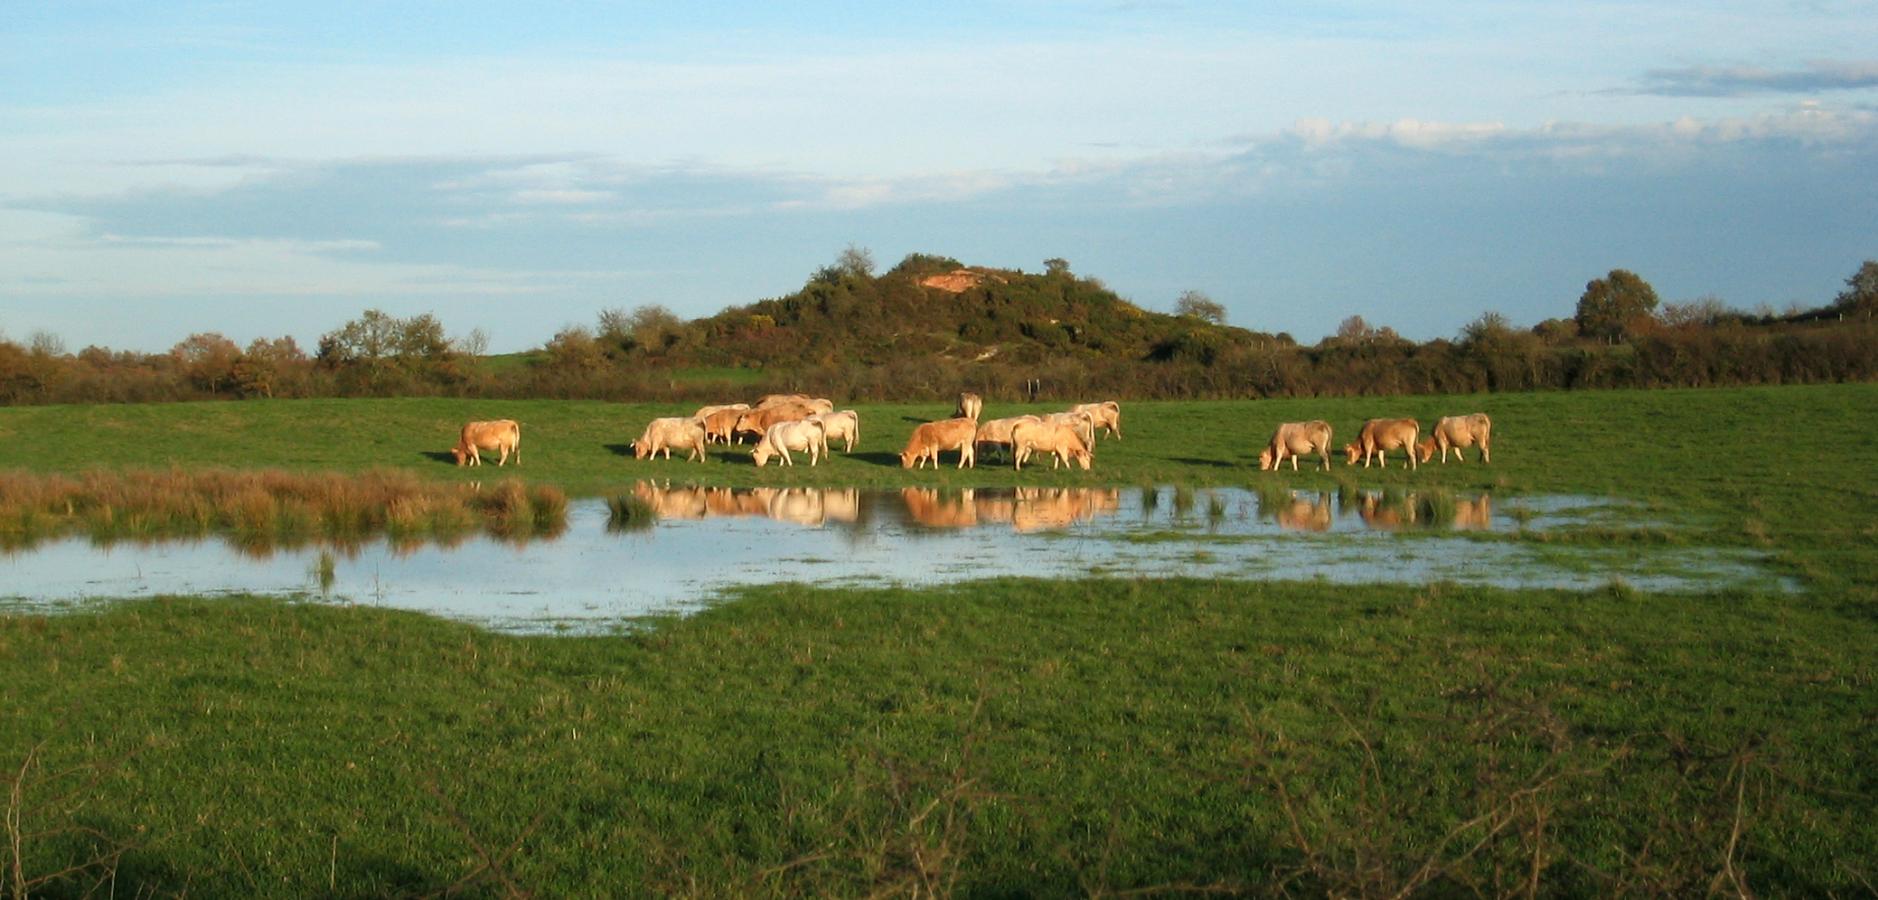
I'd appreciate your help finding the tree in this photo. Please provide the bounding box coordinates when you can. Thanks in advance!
[1834,259,1878,317]
[1335,315,1376,344]
[837,244,876,279]
[170,332,242,394]
[628,305,686,354]
[234,336,308,398]
[543,326,605,371]
[1043,258,1071,278]
[1174,290,1227,325]
[317,309,457,388]
[1658,296,1733,330]
[1575,269,1659,342]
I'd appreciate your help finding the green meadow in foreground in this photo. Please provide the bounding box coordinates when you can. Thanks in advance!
[1,383,1876,895]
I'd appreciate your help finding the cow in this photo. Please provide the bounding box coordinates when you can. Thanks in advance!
[900,417,978,469]
[734,403,816,444]
[1070,401,1122,440]
[809,409,860,453]
[1416,413,1493,464]
[692,404,749,443]
[451,420,521,467]
[632,417,707,462]
[1257,420,1334,472]
[1011,419,1093,471]
[754,393,813,409]
[1344,418,1420,469]
[955,392,983,421]
[752,418,827,467]
[974,415,1042,463]
[702,406,749,445]
[1042,411,1097,450]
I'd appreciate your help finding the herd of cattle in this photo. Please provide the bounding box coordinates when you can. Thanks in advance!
[446,393,1494,472]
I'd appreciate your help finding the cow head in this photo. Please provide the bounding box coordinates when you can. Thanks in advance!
[1415,438,1437,464]
[900,449,918,469]
[1257,447,1275,471]
[451,446,469,466]
[1343,443,1362,465]
[752,442,774,467]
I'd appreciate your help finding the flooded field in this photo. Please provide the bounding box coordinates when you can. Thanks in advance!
[0,484,1788,632]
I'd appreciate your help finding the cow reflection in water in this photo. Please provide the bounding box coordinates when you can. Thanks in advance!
[631,483,861,527]
[1261,491,1333,532]
[900,487,1119,532]
[1357,491,1493,532]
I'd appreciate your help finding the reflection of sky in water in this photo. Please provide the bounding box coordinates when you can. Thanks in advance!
[0,487,1791,633]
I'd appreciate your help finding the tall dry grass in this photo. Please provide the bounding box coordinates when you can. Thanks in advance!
[0,468,567,551]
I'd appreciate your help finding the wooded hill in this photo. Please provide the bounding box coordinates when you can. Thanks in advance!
[680,254,1254,370]
[3,254,1875,404]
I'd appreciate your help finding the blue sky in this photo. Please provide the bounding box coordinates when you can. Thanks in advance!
[3,1,1875,353]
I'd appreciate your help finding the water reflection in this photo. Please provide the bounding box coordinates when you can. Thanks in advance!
[0,485,1792,632]
[1253,488,1492,533]
[630,484,1121,533]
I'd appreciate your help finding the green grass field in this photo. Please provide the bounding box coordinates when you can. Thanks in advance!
[2,384,1875,895]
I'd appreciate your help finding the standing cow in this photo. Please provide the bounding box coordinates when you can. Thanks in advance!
[1258,420,1334,472]
[1417,413,1493,464]
[452,420,521,466]
[1344,418,1420,469]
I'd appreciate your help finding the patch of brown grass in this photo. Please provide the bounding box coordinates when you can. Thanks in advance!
[0,467,568,551]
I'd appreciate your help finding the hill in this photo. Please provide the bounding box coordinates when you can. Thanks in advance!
[680,254,1260,370]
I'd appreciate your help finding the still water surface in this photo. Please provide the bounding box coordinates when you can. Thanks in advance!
[0,485,1785,632]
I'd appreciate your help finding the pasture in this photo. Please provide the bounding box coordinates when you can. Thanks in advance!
[1,383,1875,895]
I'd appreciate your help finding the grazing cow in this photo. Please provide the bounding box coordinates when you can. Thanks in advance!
[753,393,814,409]
[752,419,828,467]
[1011,420,1093,471]
[1042,411,1098,450]
[1070,401,1122,440]
[900,417,978,469]
[693,404,750,443]
[955,392,983,421]
[452,420,521,467]
[1416,413,1494,464]
[809,410,860,453]
[1344,418,1420,469]
[974,415,1041,463]
[632,417,708,462]
[702,407,749,445]
[1258,420,1334,472]
[734,403,816,444]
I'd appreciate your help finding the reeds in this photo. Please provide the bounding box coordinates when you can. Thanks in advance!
[604,492,658,533]
[0,467,568,551]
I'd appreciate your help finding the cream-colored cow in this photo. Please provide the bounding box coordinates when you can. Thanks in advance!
[1257,420,1334,472]
[1011,420,1093,471]
[451,420,521,466]
[900,418,978,469]
[633,417,707,462]
[1416,413,1493,464]
[1069,401,1122,440]
[752,419,827,467]
[1344,418,1420,469]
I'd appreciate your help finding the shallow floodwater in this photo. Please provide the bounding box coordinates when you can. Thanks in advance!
[0,485,1788,632]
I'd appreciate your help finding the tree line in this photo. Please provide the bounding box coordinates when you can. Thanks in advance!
[2,257,1874,406]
